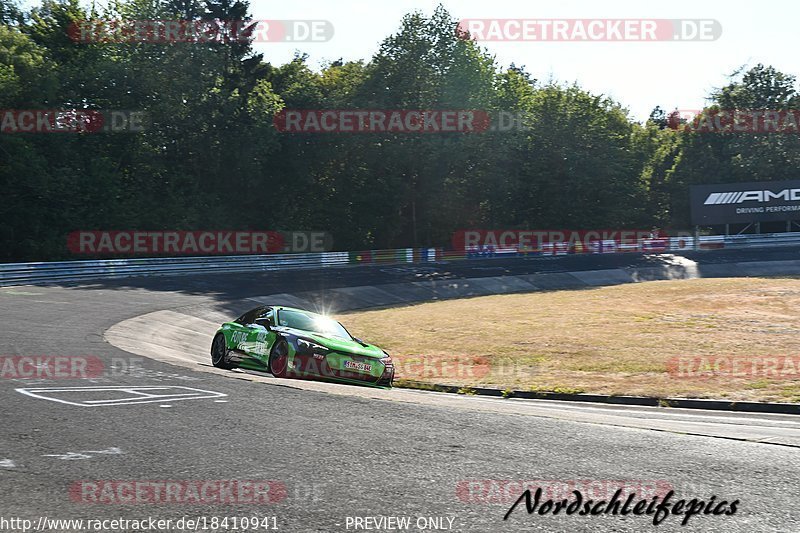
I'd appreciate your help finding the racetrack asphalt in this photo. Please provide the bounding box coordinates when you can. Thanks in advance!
[1,248,800,532]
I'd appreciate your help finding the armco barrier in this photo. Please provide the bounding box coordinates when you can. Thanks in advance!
[0,248,440,287]
[3,232,800,287]
[457,232,800,258]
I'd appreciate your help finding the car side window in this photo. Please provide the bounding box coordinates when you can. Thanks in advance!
[235,306,267,325]
[255,309,274,327]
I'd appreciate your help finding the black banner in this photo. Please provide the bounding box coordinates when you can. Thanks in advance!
[690,180,800,225]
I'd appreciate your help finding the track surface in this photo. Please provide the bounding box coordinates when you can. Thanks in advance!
[2,249,800,532]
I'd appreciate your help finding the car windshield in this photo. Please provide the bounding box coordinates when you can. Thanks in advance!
[276,309,352,340]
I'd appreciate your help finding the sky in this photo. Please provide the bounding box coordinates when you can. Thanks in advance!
[242,0,799,121]
[21,0,800,121]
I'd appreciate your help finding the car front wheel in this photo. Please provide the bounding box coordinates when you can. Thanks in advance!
[269,340,290,378]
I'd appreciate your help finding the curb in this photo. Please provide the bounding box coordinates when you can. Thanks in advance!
[396,381,800,415]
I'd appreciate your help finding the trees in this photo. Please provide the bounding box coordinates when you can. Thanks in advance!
[2,2,799,261]
[664,64,800,226]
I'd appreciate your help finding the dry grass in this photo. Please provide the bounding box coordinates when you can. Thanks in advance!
[336,277,800,402]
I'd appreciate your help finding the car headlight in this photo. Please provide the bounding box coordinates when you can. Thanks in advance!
[297,338,329,355]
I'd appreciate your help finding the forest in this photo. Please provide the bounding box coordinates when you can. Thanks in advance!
[2,0,800,260]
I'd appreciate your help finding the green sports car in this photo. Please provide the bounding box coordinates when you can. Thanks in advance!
[210,305,394,388]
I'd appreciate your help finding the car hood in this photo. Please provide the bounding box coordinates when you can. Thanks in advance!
[274,326,386,358]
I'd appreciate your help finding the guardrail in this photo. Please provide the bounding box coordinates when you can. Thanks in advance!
[0,248,439,287]
[2,232,800,287]
[456,232,800,259]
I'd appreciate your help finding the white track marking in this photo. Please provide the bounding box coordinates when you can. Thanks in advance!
[15,386,226,407]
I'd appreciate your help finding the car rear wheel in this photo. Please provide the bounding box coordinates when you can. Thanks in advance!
[269,339,290,378]
[211,333,234,370]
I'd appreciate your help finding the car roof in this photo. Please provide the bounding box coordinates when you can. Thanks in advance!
[246,305,320,316]
[269,305,318,315]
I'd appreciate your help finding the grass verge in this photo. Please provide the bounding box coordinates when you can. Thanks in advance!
[337,277,800,402]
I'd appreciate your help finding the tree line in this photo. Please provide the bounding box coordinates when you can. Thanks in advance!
[2,0,800,261]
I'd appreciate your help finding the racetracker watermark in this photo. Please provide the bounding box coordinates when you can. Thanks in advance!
[67,231,333,255]
[667,355,800,380]
[0,110,145,133]
[0,356,105,380]
[391,355,536,381]
[274,110,490,133]
[669,109,800,133]
[457,480,673,504]
[452,229,675,253]
[68,19,333,43]
[393,355,491,380]
[69,480,287,504]
[457,19,721,41]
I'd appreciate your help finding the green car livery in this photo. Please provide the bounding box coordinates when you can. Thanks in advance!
[210,305,394,388]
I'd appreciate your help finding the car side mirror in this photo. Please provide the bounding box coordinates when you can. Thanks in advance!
[251,319,271,330]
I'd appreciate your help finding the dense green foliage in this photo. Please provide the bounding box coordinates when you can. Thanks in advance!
[2,0,799,260]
